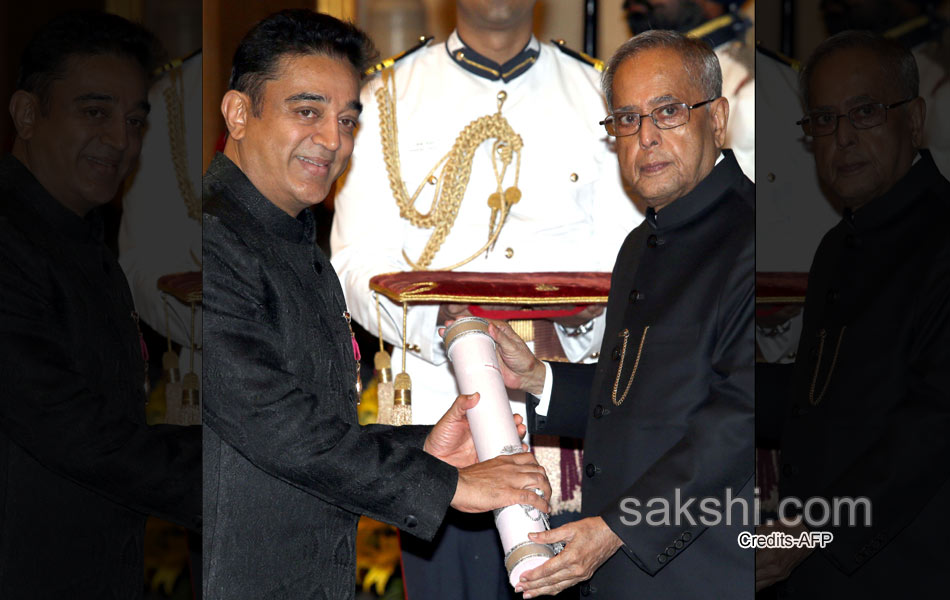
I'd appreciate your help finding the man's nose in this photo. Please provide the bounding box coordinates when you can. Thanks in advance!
[638,115,661,149]
[101,115,130,152]
[312,118,341,152]
[834,114,858,148]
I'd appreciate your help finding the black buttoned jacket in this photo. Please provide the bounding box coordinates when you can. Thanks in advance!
[529,151,755,599]
[759,151,950,598]
[0,155,201,599]
[202,154,458,600]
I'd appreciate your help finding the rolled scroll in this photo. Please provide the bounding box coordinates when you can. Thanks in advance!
[443,317,560,587]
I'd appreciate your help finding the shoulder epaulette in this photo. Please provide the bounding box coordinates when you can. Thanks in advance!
[755,42,801,73]
[686,13,751,49]
[551,39,605,72]
[153,48,201,78]
[884,15,946,49]
[365,36,433,76]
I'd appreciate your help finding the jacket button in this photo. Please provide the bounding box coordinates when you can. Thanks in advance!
[657,554,668,564]
[665,546,676,556]
[611,346,621,360]
[845,234,860,247]
[580,583,591,596]
[674,540,684,549]
[629,289,642,303]
[585,463,598,478]
[782,464,798,477]
[647,234,658,248]
[682,531,692,542]
[826,289,839,304]
[404,515,418,528]
[593,404,605,418]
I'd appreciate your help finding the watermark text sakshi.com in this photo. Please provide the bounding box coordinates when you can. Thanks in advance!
[617,488,872,529]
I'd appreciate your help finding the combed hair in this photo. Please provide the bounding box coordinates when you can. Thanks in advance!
[17,11,163,110]
[229,9,378,117]
[799,30,919,109]
[602,30,722,111]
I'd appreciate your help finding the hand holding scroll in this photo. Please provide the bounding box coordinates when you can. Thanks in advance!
[424,392,528,469]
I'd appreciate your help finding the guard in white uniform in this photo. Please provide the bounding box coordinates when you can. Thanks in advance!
[119,51,202,389]
[331,31,638,600]
[754,47,840,364]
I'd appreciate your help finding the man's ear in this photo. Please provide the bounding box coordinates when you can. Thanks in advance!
[907,96,926,149]
[9,90,39,140]
[709,96,729,148]
[221,90,252,140]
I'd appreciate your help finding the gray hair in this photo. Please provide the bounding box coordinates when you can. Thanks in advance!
[800,30,919,110]
[602,30,722,112]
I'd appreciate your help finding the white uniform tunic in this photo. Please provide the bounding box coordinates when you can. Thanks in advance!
[331,33,640,426]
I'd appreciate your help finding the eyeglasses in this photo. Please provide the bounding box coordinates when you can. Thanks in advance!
[796,98,916,137]
[599,98,719,137]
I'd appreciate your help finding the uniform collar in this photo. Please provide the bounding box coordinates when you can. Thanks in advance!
[445,30,540,82]
[686,13,751,50]
[646,149,743,231]
[884,15,945,50]
[0,154,104,243]
[842,149,943,232]
[205,153,315,245]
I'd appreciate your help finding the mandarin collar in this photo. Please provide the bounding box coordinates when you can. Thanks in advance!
[445,30,540,82]
[842,149,942,232]
[646,149,743,232]
[0,154,104,243]
[205,153,315,245]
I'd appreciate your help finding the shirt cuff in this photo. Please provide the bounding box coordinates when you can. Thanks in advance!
[533,361,555,416]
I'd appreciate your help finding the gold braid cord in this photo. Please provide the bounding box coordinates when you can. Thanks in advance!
[376,69,524,270]
[163,66,200,222]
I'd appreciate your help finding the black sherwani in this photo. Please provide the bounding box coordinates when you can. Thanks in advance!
[528,150,755,598]
[201,154,458,600]
[0,155,201,599]
[759,151,950,598]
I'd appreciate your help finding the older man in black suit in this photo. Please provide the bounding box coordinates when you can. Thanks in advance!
[488,30,754,599]
[756,31,950,598]
[202,11,551,599]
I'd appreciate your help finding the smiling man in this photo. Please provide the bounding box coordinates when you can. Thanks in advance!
[487,30,754,598]
[0,12,201,599]
[202,10,552,599]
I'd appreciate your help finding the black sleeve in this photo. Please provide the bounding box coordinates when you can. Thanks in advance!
[0,225,201,530]
[527,361,595,439]
[202,220,458,541]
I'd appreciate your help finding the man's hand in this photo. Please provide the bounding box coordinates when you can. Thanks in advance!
[451,452,552,514]
[437,303,472,325]
[514,517,623,598]
[486,320,546,395]
[755,519,815,591]
[550,305,604,329]
[424,392,527,469]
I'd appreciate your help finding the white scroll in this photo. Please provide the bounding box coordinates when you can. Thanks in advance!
[443,317,561,587]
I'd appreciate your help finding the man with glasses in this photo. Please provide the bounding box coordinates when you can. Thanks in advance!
[756,31,950,597]
[331,1,638,597]
[485,30,754,599]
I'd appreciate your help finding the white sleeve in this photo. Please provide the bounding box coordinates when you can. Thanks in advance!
[533,361,555,416]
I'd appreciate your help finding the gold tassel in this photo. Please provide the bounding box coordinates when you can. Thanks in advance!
[181,301,201,424]
[375,350,394,425]
[161,297,183,423]
[373,293,395,425]
[392,372,412,426]
[389,301,413,426]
